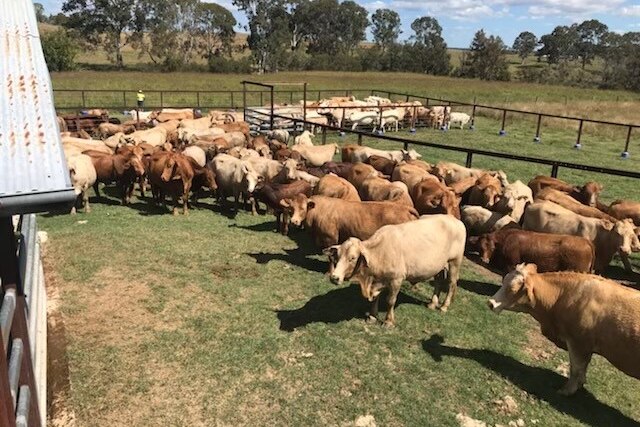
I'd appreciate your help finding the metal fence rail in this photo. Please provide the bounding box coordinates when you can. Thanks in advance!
[0,215,46,427]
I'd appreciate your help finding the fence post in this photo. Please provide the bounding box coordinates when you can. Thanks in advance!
[357,134,363,146]
[534,114,542,143]
[322,126,327,145]
[551,164,559,178]
[196,92,200,109]
[378,106,383,134]
[160,91,164,108]
[575,120,584,149]
[410,106,417,132]
[260,91,263,107]
[403,141,409,151]
[81,90,86,109]
[242,82,247,122]
[317,90,321,101]
[231,91,234,109]
[270,86,274,131]
[499,110,507,136]
[425,97,430,107]
[123,91,126,110]
[465,152,473,168]
[622,126,633,158]
[470,104,477,129]
[290,91,293,104]
[303,83,308,130]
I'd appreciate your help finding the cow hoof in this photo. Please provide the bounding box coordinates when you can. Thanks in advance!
[557,383,579,396]
[382,320,395,328]
[173,210,179,216]
[426,302,438,310]
[438,305,449,313]
[365,315,378,324]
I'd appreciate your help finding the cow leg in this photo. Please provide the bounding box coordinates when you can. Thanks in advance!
[93,182,101,199]
[172,193,179,216]
[139,177,146,198]
[366,296,380,324]
[250,195,258,216]
[619,252,634,273]
[427,271,445,310]
[559,342,592,396]
[282,212,290,235]
[440,258,462,312]
[83,190,91,213]
[183,182,191,215]
[383,279,402,327]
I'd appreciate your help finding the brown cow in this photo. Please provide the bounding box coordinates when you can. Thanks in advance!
[391,163,438,193]
[473,228,594,273]
[314,174,361,201]
[365,155,397,177]
[607,200,640,226]
[528,176,602,206]
[83,149,145,205]
[254,180,313,234]
[273,148,303,162]
[465,173,503,209]
[411,179,460,218]
[148,151,195,215]
[341,144,363,163]
[346,163,380,190]
[489,264,640,395]
[535,188,616,221]
[189,159,217,202]
[280,194,418,249]
[248,135,272,158]
[320,162,354,179]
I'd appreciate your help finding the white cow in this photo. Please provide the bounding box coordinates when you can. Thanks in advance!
[327,215,466,325]
[350,147,421,163]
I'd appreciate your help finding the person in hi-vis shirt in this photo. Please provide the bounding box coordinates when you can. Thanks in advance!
[137,90,145,110]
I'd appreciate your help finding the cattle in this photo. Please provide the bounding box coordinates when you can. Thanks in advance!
[535,187,616,221]
[212,154,261,211]
[346,163,381,189]
[365,155,396,177]
[377,107,406,132]
[488,264,640,395]
[266,129,290,145]
[273,148,303,162]
[280,194,418,250]
[188,159,217,202]
[247,135,272,158]
[607,200,640,226]
[153,120,181,133]
[391,163,438,192]
[328,215,466,325]
[447,112,471,129]
[124,127,168,147]
[528,176,603,207]
[66,154,97,214]
[492,180,533,223]
[314,174,361,201]
[97,122,135,138]
[350,147,421,164]
[292,143,338,167]
[347,110,379,131]
[253,180,312,234]
[182,146,206,167]
[448,176,478,197]
[274,159,321,187]
[216,122,251,141]
[359,177,413,207]
[178,117,213,130]
[178,127,226,144]
[341,144,362,163]
[293,130,314,146]
[319,162,353,179]
[466,173,503,209]
[523,201,640,273]
[148,152,195,215]
[62,136,112,156]
[150,108,195,122]
[461,206,518,236]
[473,228,594,273]
[411,179,460,219]
[83,150,145,205]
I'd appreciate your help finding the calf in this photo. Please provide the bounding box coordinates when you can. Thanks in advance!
[474,228,594,273]
[189,159,217,202]
[346,163,380,190]
[314,174,361,201]
[528,176,602,207]
[488,264,640,395]
[392,163,438,192]
[148,151,195,215]
[365,155,397,177]
[280,194,418,250]
[320,162,353,179]
[465,173,503,209]
[328,215,466,325]
[292,143,338,167]
[535,188,616,221]
[461,206,517,236]
[604,200,640,226]
[492,180,533,223]
[212,154,261,211]
[83,149,145,205]
[254,180,312,234]
[360,177,413,207]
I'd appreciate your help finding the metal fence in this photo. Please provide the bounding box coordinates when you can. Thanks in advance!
[0,215,47,427]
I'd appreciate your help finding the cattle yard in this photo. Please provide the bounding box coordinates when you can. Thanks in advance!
[41,77,640,426]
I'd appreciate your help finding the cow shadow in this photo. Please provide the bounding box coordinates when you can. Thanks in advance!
[275,284,424,332]
[247,235,327,275]
[457,278,499,297]
[421,334,640,427]
[603,265,640,289]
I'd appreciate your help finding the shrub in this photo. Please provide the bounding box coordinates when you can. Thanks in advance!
[41,29,78,72]
[207,56,253,74]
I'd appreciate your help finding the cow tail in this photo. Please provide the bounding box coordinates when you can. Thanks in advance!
[588,241,597,273]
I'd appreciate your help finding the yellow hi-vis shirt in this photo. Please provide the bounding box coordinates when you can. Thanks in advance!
[137,92,145,102]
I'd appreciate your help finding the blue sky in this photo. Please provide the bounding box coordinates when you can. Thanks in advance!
[40,0,640,48]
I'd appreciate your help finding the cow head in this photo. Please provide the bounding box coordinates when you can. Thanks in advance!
[161,156,176,182]
[401,149,422,161]
[325,238,363,285]
[580,182,603,207]
[280,194,311,227]
[477,234,497,264]
[282,159,299,181]
[612,219,640,255]
[488,263,538,314]
[241,162,261,194]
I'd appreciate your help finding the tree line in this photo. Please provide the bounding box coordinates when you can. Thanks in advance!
[37,0,640,91]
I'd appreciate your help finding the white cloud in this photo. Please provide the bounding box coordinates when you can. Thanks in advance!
[620,5,640,16]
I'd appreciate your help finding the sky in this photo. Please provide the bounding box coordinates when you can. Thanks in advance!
[40,0,640,48]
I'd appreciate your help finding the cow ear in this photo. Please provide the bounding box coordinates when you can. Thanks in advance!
[279,199,291,209]
[523,276,536,307]
[307,200,316,210]
[524,263,538,275]
[602,220,614,231]
[322,245,339,259]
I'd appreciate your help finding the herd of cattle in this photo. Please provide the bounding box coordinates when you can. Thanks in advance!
[58,103,640,399]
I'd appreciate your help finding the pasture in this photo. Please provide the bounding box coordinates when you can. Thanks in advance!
[43,72,640,426]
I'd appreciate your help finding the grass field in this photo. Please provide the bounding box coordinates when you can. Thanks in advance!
[44,71,640,426]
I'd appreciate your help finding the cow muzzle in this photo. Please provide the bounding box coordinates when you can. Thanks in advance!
[329,274,343,286]
[487,299,503,314]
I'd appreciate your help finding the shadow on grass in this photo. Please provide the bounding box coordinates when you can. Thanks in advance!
[275,284,424,332]
[422,334,640,427]
[458,279,499,297]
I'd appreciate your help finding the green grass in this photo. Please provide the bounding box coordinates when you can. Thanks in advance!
[41,186,640,426]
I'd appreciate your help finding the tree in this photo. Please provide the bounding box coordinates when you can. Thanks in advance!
[576,19,608,69]
[371,9,401,52]
[195,2,236,60]
[408,16,450,75]
[337,1,369,54]
[601,31,640,91]
[512,31,537,64]
[34,3,46,23]
[62,0,146,69]
[537,25,579,64]
[459,29,509,81]
[41,29,78,71]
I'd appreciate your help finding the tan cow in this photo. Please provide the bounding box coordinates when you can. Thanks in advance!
[606,200,640,226]
[523,201,640,273]
[432,162,484,185]
[535,188,615,221]
[314,174,361,201]
[359,177,413,207]
[391,163,439,192]
[488,264,640,395]
[328,215,466,325]
[466,173,503,209]
[492,180,533,223]
[528,175,603,207]
[292,143,338,167]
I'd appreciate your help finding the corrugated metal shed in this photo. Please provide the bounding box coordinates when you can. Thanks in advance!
[0,0,75,216]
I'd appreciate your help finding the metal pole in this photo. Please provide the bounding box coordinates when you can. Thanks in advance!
[322,126,327,145]
[270,86,274,131]
[622,126,633,157]
[317,90,321,101]
[231,91,234,109]
[378,106,383,134]
[160,91,164,108]
[471,104,477,128]
[81,90,86,109]
[465,152,473,168]
[242,83,247,120]
[575,120,584,148]
[534,114,542,142]
[196,92,200,108]
[551,164,559,178]
[403,141,409,150]
[260,91,263,107]
[357,134,363,146]
[499,110,507,135]
[123,91,126,109]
